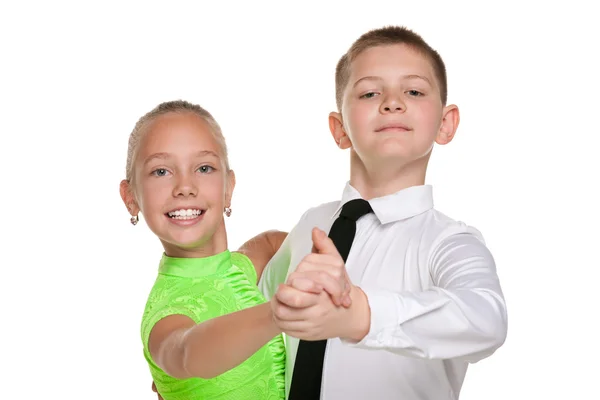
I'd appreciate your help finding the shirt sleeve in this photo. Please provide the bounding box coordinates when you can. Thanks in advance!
[258,208,318,299]
[257,234,292,300]
[346,231,508,363]
[259,211,314,301]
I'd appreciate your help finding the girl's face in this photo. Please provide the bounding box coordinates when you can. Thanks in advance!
[121,111,234,257]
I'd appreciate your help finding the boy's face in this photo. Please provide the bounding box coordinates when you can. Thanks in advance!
[121,112,234,257]
[332,44,458,168]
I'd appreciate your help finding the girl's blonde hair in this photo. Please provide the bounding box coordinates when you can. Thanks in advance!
[125,100,229,185]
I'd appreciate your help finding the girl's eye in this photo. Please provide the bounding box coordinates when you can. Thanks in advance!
[152,168,169,177]
[198,165,214,174]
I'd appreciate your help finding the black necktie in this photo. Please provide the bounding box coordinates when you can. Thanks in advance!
[288,198,374,400]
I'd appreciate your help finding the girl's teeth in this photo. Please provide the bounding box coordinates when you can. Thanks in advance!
[168,209,202,219]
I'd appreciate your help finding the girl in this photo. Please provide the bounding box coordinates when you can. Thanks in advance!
[119,100,291,399]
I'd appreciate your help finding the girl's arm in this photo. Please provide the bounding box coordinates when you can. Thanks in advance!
[236,230,288,280]
[148,302,279,380]
[148,230,287,380]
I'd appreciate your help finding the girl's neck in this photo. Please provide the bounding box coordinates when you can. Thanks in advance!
[161,224,228,258]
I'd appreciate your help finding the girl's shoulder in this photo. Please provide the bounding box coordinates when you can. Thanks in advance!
[230,251,256,285]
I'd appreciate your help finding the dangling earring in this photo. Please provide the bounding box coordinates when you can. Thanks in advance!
[130,215,139,225]
[224,207,232,217]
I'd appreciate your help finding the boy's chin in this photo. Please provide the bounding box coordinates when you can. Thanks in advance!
[366,142,432,162]
[361,148,412,163]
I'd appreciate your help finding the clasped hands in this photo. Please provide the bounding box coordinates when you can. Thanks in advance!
[270,227,370,342]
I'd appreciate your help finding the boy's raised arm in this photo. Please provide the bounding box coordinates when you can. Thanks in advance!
[347,230,507,362]
[274,228,507,363]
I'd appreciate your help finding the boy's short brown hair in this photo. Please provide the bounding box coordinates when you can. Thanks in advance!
[335,26,447,110]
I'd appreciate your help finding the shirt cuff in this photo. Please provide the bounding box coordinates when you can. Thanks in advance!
[341,289,399,348]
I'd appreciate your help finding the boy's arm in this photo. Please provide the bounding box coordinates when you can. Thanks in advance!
[236,230,288,281]
[148,303,280,380]
[347,231,507,362]
[258,207,322,299]
[275,230,507,363]
[257,225,297,300]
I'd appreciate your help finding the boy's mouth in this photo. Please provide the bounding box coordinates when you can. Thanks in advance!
[166,208,205,220]
[375,122,411,132]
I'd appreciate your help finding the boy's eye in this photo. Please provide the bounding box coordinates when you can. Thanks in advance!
[407,90,423,96]
[152,168,169,177]
[198,165,214,173]
[360,92,378,99]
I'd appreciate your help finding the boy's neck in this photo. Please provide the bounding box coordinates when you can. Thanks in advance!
[349,152,430,200]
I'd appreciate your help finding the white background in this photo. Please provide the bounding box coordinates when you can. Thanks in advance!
[2,1,599,398]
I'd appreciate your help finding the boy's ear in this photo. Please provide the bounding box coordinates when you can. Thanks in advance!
[436,104,460,145]
[328,112,352,149]
[120,179,140,216]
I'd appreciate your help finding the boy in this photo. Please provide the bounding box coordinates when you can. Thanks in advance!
[261,25,508,400]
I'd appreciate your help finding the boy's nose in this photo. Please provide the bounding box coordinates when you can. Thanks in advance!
[380,97,405,113]
[383,105,403,112]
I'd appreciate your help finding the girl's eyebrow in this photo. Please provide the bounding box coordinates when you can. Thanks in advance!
[144,150,220,166]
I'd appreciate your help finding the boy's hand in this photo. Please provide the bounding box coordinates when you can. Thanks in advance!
[151,381,163,400]
[272,227,370,341]
[285,228,352,307]
[271,282,370,342]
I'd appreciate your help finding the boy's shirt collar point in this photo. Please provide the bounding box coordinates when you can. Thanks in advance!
[332,183,434,224]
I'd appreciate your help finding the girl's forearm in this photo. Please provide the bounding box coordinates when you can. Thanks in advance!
[174,302,280,379]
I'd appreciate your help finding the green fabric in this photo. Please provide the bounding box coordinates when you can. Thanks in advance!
[141,250,285,400]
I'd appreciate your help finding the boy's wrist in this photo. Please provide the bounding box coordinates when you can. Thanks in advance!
[342,285,371,342]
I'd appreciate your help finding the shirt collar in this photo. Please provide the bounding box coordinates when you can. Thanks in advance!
[331,182,434,225]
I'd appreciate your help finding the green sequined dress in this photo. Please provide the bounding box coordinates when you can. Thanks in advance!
[140,250,286,400]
